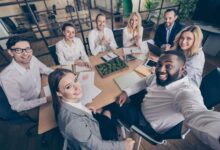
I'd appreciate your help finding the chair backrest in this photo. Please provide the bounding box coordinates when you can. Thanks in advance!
[48,45,60,65]
[113,28,123,48]
[2,17,17,33]
[200,68,220,109]
[85,37,92,56]
[0,86,27,121]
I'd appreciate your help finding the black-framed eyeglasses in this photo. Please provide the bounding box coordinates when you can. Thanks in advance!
[11,47,32,54]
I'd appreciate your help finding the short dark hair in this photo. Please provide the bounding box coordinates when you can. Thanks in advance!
[164,8,177,16]
[95,13,106,23]
[162,50,186,64]
[61,22,75,31]
[6,36,30,50]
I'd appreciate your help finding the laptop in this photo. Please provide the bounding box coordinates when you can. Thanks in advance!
[147,42,162,57]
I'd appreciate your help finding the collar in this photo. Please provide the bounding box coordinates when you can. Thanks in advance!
[166,22,175,31]
[12,59,31,75]
[164,76,189,90]
[62,38,75,47]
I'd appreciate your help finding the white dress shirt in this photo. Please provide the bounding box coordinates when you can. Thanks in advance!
[0,56,53,112]
[56,37,89,65]
[88,27,117,56]
[64,100,92,115]
[124,75,220,149]
[123,26,143,47]
[185,47,205,87]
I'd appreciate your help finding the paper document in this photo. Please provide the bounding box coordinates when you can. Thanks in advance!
[78,72,95,85]
[80,84,102,105]
[114,71,142,90]
[75,65,91,73]
[61,65,73,71]
[123,47,142,54]
[101,52,118,62]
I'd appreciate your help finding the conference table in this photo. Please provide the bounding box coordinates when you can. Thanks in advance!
[38,48,151,134]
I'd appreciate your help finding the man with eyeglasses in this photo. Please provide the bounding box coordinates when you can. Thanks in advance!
[0,36,53,120]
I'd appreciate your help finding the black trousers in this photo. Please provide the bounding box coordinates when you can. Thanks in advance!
[93,113,118,140]
[104,90,160,138]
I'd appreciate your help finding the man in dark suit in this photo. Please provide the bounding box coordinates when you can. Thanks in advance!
[154,9,183,49]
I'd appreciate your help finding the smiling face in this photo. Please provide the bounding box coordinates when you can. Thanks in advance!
[63,26,75,42]
[164,11,177,28]
[130,14,139,29]
[57,73,82,102]
[179,31,195,52]
[8,41,33,68]
[96,15,106,31]
[155,54,184,86]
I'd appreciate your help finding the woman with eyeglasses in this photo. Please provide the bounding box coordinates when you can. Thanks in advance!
[56,22,91,68]
[168,25,205,87]
[123,12,143,48]
[48,68,135,150]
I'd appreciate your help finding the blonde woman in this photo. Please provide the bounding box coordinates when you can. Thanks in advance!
[170,25,205,86]
[123,12,143,47]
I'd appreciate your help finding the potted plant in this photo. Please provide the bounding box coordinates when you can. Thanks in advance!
[142,0,159,28]
[169,0,198,21]
[114,0,122,22]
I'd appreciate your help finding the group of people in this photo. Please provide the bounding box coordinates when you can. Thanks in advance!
[0,8,220,150]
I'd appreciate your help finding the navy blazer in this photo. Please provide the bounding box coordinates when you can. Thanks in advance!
[58,102,125,150]
[154,22,183,47]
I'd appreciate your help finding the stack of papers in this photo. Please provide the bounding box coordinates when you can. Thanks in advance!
[114,71,142,90]
[101,52,118,62]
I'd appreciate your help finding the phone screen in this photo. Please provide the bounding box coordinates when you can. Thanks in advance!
[144,60,157,67]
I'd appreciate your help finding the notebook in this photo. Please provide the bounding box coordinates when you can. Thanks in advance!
[134,65,152,76]
[114,71,142,90]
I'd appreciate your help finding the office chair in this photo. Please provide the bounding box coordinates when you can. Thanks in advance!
[113,28,123,48]
[48,45,60,65]
[1,17,28,34]
[200,67,220,109]
[85,37,92,56]
[118,119,190,150]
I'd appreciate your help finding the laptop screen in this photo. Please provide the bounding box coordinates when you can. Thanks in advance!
[147,42,162,57]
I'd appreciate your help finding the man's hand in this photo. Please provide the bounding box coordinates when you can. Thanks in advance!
[101,36,110,46]
[161,44,171,50]
[85,103,97,114]
[117,91,128,107]
[124,138,135,150]
[46,96,52,103]
[75,59,85,66]
[84,62,92,69]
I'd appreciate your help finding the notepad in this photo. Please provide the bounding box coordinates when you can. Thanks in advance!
[134,65,152,76]
[101,52,118,62]
[123,47,142,54]
[114,71,142,90]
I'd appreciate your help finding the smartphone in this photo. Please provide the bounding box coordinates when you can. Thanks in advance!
[125,54,136,61]
[144,59,157,68]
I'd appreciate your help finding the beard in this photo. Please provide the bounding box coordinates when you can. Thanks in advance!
[156,70,181,87]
